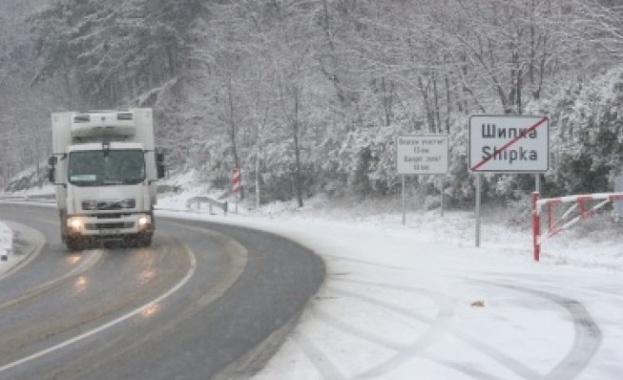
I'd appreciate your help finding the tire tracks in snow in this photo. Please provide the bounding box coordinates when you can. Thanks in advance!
[292,278,601,380]
[485,282,602,380]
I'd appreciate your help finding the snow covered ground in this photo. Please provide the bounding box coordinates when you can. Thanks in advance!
[0,221,12,263]
[1,182,623,379]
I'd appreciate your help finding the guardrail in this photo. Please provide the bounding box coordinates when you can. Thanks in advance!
[186,196,228,216]
[0,193,56,203]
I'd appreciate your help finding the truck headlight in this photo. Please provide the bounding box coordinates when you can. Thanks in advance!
[67,217,84,231]
[137,215,150,229]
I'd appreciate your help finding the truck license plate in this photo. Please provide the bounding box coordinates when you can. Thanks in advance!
[101,229,121,235]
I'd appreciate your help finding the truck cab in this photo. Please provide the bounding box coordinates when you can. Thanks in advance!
[48,109,164,250]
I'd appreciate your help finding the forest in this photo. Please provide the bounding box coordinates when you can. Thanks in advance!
[2,0,623,209]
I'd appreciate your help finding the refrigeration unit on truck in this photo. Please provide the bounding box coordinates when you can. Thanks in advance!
[48,108,165,250]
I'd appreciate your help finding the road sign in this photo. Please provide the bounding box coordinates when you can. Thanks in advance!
[469,115,549,172]
[396,135,449,175]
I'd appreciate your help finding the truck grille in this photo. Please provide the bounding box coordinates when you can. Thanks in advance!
[82,199,136,211]
[85,222,134,230]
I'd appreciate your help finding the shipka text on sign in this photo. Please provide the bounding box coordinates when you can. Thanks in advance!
[469,115,549,172]
[480,124,538,164]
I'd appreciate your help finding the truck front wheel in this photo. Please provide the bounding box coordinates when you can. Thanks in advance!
[140,234,153,248]
[129,233,152,248]
[65,236,84,251]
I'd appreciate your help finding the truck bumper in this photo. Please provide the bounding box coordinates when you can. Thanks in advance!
[63,212,154,240]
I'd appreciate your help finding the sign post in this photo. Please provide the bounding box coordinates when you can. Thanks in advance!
[396,135,449,224]
[469,115,549,247]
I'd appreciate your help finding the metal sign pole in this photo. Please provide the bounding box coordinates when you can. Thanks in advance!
[396,135,449,225]
[475,174,481,247]
[440,175,445,217]
[402,175,406,225]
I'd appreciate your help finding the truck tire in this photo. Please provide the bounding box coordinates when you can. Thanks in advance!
[66,237,84,251]
[140,234,152,248]
[129,234,152,248]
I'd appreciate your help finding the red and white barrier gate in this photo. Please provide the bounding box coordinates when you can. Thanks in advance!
[532,191,623,261]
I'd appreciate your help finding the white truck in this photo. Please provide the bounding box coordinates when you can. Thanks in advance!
[48,108,165,250]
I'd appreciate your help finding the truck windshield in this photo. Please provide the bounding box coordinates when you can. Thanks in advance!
[68,149,146,186]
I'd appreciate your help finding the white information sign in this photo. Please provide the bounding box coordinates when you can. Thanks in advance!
[469,115,549,172]
[396,135,449,175]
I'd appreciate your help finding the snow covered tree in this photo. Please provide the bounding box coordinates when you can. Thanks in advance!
[29,0,201,105]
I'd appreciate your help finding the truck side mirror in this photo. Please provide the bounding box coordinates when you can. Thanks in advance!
[48,156,56,183]
[156,152,165,179]
[48,167,56,183]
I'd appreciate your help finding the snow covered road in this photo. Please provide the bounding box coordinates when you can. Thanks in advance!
[2,195,623,379]
[215,215,619,380]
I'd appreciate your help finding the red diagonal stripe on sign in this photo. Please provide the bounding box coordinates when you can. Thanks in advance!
[471,116,548,171]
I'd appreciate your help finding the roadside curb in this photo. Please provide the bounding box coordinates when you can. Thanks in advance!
[0,221,45,281]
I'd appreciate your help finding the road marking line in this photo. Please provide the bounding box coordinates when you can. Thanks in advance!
[0,222,45,282]
[0,243,197,374]
[0,250,102,311]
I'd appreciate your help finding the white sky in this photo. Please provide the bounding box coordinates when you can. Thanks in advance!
[1,184,622,379]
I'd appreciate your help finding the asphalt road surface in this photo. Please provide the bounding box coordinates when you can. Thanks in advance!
[0,203,325,380]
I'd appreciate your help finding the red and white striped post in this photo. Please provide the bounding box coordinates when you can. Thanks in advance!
[232,167,241,214]
[232,167,241,193]
[532,192,541,262]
